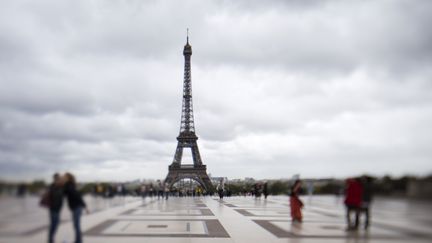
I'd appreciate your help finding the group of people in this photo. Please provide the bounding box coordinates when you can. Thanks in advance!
[344,176,373,230]
[140,180,170,199]
[252,182,269,199]
[288,177,373,230]
[140,180,207,198]
[41,173,88,243]
[92,183,126,198]
[40,174,373,242]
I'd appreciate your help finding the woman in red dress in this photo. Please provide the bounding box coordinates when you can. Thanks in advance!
[290,180,304,222]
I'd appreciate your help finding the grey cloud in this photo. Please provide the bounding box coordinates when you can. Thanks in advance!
[0,0,431,180]
[194,0,432,76]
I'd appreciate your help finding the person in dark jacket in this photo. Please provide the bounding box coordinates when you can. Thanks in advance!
[48,173,64,243]
[63,173,89,243]
[217,179,224,200]
[263,182,269,199]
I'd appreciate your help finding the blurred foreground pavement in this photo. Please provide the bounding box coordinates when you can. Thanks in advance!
[0,195,431,243]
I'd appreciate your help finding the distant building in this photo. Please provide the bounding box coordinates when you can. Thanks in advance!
[210,177,228,185]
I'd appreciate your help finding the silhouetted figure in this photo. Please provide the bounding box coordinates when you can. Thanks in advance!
[254,183,261,198]
[361,176,373,229]
[195,186,202,196]
[164,182,169,200]
[156,180,164,199]
[149,183,154,197]
[96,184,104,197]
[105,184,113,198]
[140,184,147,198]
[17,183,27,197]
[263,182,269,199]
[116,184,124,197]
[47,173,64,243]
[217,179,224,200]
[290,180,303,222]
[344,178,363,230]
[226,188,232,197]
[243,188,248,197]
[64,173,88,243]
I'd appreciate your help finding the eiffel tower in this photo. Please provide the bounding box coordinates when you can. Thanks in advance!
[165,34,213,192]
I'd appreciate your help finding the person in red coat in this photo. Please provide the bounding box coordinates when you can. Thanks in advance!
[344,178,363,230]
[290,180,304,223]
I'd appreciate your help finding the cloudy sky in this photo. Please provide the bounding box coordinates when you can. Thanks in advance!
[1,0,431,182]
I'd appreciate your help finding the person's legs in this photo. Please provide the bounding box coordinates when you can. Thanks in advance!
[298,205,303,222]
[346,206,353,229]
[72,207,83,243]
[354,207,360,230]
[294,206,302,222]
[290,197,296,221]
[290,197,302,222]
[48,210,60,243]
[364,206,370,229]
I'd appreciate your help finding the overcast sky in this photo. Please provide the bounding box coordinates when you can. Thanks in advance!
[1,0,431,182]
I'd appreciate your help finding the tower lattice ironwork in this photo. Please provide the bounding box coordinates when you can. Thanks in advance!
[165,35,213,192]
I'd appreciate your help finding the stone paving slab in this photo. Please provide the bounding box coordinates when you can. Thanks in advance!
[0,195,431,243]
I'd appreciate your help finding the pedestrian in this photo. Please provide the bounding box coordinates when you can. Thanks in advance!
[45,173,64,243]
[361,176,373,229]
[254,183,259,198]
[217,179,224,200]
[17,183,27,197]
[164,182,170,200]
[63,173,89,243]
[344,178,363,231]
[263,182,269,199]
[156,180,164,199]
[140,184,147,199]
[116,184,123,197]
[290,180,304,223]
[149,183,154,197]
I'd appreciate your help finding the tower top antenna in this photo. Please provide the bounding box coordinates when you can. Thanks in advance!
[186,28,189,44]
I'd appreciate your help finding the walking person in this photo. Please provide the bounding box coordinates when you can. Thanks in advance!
[361,176,373,229]
[140,184,147,199]
[63,173,89,243]
[44,173,64,243]
[164,182,170,200]
[263,182,269,199]
[253,183,260,198]
[156,180,164,199]
[149,183,154,197]
[217,179,224,200]
[290,180,304,223]
[344,178,363,231]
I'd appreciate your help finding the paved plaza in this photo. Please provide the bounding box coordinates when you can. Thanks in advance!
[1,195,431,243]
